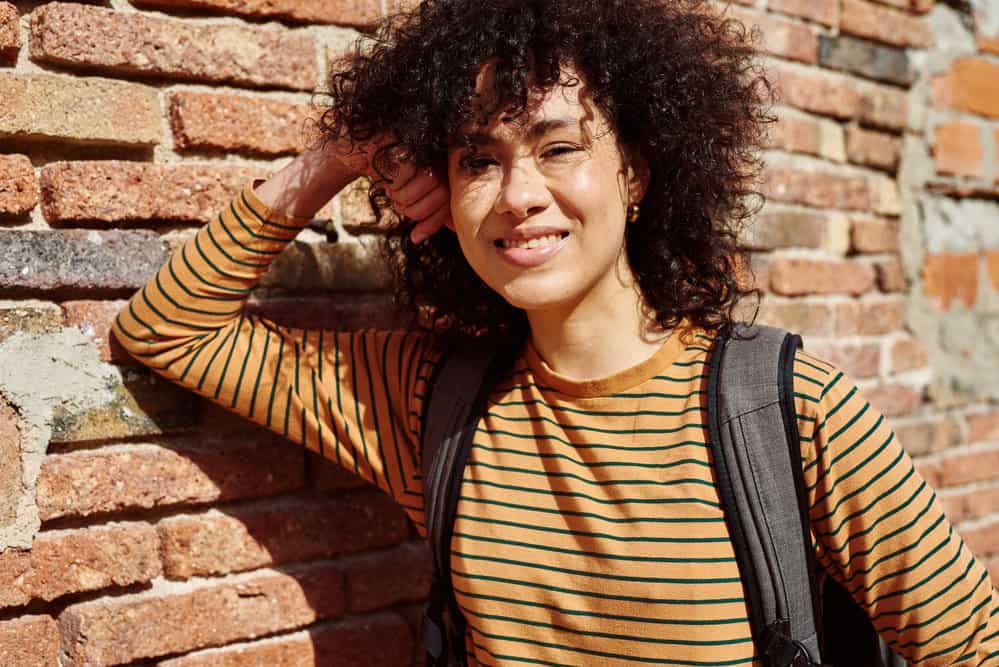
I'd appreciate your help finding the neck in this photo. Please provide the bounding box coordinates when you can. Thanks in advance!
[526,262,668,381]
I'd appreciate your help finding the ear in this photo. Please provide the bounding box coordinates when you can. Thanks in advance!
[625,148,650,205]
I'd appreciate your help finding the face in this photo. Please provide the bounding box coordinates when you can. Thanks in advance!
[446,69,648,317]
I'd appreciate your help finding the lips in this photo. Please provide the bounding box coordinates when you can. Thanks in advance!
[493,228,570,268]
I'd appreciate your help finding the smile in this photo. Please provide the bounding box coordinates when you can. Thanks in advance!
[496,233,569,249]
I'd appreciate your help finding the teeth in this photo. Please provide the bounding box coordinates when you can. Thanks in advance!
[501,234,564,249]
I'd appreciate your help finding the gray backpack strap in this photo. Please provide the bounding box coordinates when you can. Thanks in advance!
[707,323,824,666]
[420,341,519,667]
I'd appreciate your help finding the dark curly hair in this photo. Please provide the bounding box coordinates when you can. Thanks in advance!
[321,0,771,344]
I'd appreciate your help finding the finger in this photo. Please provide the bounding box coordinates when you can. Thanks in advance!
[388,168,441,206]
[410,207,450,244]
[381,160,419,190]
[398,184,449,221]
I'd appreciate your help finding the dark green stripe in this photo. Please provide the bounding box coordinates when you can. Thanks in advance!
[470,443,710,471]
[459,495,724,525]
[467,460,716,489]
[465,478,721,509]
[456,517,731,549]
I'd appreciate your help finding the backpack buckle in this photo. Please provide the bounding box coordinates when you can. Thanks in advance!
[764,619,817,667]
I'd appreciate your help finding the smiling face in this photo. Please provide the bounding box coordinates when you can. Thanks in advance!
[446,71,648,319]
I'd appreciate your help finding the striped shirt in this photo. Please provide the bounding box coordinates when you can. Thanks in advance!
[114,184,999,666]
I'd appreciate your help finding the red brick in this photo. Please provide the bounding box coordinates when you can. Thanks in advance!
[134,0,381,27]
[933,121,984,178]
[60,300,128,363]
[0,229,166,297]
[757,300,838,337]
[890,337,928,373]
[0,616,60,667]
[0,523,161,609]
[840,0,932,48]
[940,486,999,525]
[875,257,906,292]
[30,3,318,91]
[985,250,999,290]
[157,489,409,578]
[0,395,20,527]
[39,161,265,225]
[0,74,161,146]
[767,0,838,27]
[766,112,845,161]
[36,438,305,521]
[835,298,905,335]
[156,612,413,667]
[933,447,999,488]
[922,252,979,310]
[0,2,18,60]
[341,541,431,613]
[0,154,37,217]
[895,416,960,458]
[769,258,876,296]
[770,65,861,120]
[245,294,405,332]
[729,8,818,63]
[170,92,316,156]
[968,410,999,443]
[932,57,999,120]
[762,166,871,210]
[851,216,899,253]
[308,452,369,492]
[806,342,881,379]
[858,81,909,131]
[60,562,346,665]
[846,126,902,171]
[742,208,848,252]
[870,0,934,12]
[962,520,999,559]
[861,383,921,417]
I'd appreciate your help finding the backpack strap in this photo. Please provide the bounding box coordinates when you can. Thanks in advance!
[420,340,519,666]
[707,324,824,667]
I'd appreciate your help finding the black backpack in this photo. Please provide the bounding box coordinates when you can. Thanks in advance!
[419,324,908,667]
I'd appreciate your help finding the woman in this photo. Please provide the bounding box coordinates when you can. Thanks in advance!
[114,0,999,664]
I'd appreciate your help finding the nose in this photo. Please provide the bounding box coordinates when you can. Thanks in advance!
[494,163,551,219]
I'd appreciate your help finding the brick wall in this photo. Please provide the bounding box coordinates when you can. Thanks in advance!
[0,0,997,665]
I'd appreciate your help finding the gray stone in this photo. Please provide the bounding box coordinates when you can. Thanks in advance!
[818,35,913,86]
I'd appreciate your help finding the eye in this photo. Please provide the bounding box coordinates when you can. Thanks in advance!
[458,154,497,173]
[542,144,582,159]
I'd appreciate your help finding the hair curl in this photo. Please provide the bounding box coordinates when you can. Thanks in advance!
[321,0,772,344]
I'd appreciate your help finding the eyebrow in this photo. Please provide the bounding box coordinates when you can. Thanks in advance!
[457,118,578,146]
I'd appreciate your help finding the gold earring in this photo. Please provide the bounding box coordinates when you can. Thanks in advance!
[627,203,640,223]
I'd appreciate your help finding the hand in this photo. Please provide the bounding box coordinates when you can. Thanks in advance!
[382,162,452,244]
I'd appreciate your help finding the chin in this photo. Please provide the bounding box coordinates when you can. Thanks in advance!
[493,277,580,313]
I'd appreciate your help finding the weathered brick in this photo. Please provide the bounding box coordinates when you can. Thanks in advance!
[806,342,881,379]
[922,252,978,310]
[767,0,838,27]
[757,300,838,337]
[861,383,921,417]
[932,121,983,178]
[741,208,848,252]
[0,154,37,217]
[840,0,932,48]
[770,65,861,120]
[766,111,846,162]
[762,166,871,210]
[895,416,960,458]
[875,257,906,292]
[30,3,318,91]
[835,298,905,336]
[940,486,999,525]
[0,523,161,609]
[134,0,382,27]
[170,92,316,156]
[968,410,999,443]
[259,240,393,292]
[846,126,903,171]
[60,562,346,665]
[0,229,166,297]
[0,2,18,61]
[0,303,62,342]
[245,294,405,332]
[890,337,928,374]
[341,541,431,613]
[851,216,900,253]
[36,438,304,521]
[962,520,999,560]
[857,82,908,132]
[0,394,20,528]
[818,35,913,86]
[729,7,817,63]
[308,452,369,492]
[157,488,409,578]
[0,616,60,667]
[0,74,160,146]
[39,161,265,225]
[156,612,413,667]
[932,57,999,120]
[769,258,876,296]
[871,0,934,12]
[933,447,999,489]
[60,300,128,363]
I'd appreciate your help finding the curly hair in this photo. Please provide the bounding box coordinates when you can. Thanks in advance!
[321,0,771,344]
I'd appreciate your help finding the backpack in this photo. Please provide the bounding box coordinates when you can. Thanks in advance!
[419,324,908,667]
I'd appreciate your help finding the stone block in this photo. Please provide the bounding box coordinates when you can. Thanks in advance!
[0,616,60,667]
[0,74,160,146]
[0,154,37,217]
[36,437,305,521]
[30,3,318,90]
[59,562,346,664]
[340,541,430,613]
[133,0,382,28]
[769,258,876,296]
[0,523,161,609]
[0,394,20,529]
[840,0,932,48]
[40,161,266,226]
[0,302,62,343]
[0,229,166,297]
[818,34,913,85]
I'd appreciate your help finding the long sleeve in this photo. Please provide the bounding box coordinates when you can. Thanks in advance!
[112,185,436,527]
[794,351,999,665]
